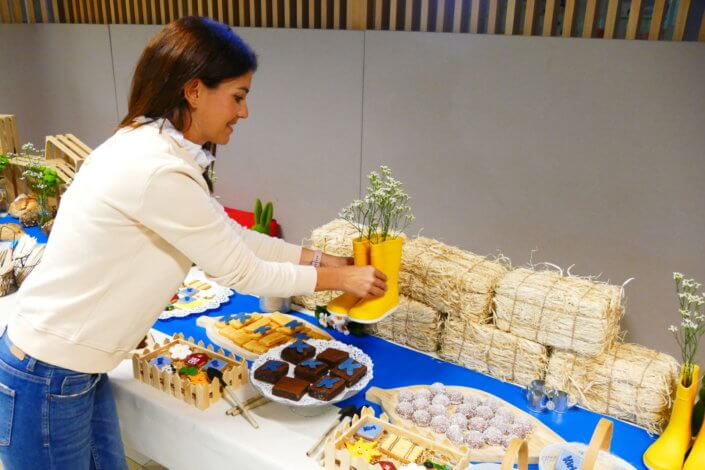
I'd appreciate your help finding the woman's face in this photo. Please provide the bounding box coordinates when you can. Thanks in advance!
[184,71,253,146]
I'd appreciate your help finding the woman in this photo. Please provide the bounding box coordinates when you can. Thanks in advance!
[0,17,386,469]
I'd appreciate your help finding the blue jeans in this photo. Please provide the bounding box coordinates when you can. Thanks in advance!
[0,330,128,469]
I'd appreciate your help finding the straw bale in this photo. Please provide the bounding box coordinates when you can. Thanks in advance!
[401,237,508,322]
[363,297,443,353]
[545,343,679,434]
[494,268,624,357]
[439,318,548,387]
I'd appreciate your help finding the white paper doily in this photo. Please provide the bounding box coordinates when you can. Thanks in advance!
[249,339,374,407]
[158,267,234,320]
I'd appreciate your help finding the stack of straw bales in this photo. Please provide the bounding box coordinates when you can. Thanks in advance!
[303,218,679,432]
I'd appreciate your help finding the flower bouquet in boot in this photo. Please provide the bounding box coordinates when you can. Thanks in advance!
[329,165,414,324]
[644,273,705,470]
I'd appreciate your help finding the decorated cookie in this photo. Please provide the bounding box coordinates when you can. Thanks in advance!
[254,360,289,384]
[169,344,192,360]
[346,439,381,463]
[281,340,316,364]
[294,358,329,382]
[179,366,198,376]
[272,376,309,401]
[205,358,228,371]
[356,423,383,440]
[330,357,367,386]
[185,353,209,368]
[148,355,172,370]
[309,375,345,401]
[316,347,349,367]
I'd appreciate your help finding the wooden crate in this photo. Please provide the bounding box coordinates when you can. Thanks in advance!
[322,407,472,470]
[2,132,90,203]
[132,333,248,410]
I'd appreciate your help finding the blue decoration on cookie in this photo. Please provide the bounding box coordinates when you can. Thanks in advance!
[254,325,272,334]
[226,312,252,324]
[289,339,309,353]
[316,376,341,389]
[149,355,172,368]
[285,320,303,329]
[292,332,310,340]
[356,423,383,440]
[300,359,324,369]
[206,358,227,371]
[180,296,195,303]
[337,358,362,376]
[262,360,286,371]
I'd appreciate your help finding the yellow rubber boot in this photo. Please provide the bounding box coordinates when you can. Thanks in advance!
[685,382,705,470]
[644,365,699,470]
[348,236,403,324]
[326,237,370,316]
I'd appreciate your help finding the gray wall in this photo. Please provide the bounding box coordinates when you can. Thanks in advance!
[1,23,704,365]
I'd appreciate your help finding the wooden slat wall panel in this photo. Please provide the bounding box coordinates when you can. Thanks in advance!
[626,0,642,39]
[562,0,576,37]
[2,0,702,44]
[673,0,692,41]
[523,0,536,35]
[505,0,517,35]
[487,0,498,33]
[470,0,480,33]
[648,0,665,40]
[603,0,619,39]
[582,0,598,38]
[544,0,557,35]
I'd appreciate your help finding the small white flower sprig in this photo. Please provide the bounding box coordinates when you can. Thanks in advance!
[339,165,414,242]
[669,272,705,387]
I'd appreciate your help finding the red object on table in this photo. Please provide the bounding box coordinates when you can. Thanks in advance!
[223,206,279,237]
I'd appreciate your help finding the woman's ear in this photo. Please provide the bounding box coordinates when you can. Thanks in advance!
[183,79,202,109]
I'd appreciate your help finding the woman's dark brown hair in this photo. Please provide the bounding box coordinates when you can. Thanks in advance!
[119,16,257,190]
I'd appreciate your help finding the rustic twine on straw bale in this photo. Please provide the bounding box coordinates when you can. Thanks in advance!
[545,343,679,434]
[439,317,548,387]
[493,267,624,357]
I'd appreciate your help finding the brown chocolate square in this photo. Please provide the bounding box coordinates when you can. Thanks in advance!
[272,376,309,401]
[253,360,289,384]
[294,358,329,383]
[308,375,346,401]
[281,340,315,364]
[330,357,367,386]
[316,348,349,368]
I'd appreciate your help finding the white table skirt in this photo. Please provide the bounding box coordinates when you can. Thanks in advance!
[109,331,335,470]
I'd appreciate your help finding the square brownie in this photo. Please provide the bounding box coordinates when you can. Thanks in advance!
[309,375,346,401]
[281,340,315,364]
[330,357,367,386]
[253,360,289,384]
[294,358,329,383]
[316,348,349,368]
[272,376,310,401]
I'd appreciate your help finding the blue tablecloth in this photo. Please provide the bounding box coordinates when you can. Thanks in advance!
[1,215,654,468]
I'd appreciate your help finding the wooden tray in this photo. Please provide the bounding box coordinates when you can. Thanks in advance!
[196,312,332,360]
[323,406,473,470]
[366,385,564,464]
[132,333,248,410]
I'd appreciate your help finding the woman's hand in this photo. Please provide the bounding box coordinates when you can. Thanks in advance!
[315,266,387,298]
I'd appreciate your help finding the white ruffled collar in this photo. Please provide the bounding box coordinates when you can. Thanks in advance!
[134,116,215,170]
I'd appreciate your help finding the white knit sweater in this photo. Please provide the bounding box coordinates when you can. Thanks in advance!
[8,123,316,373]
